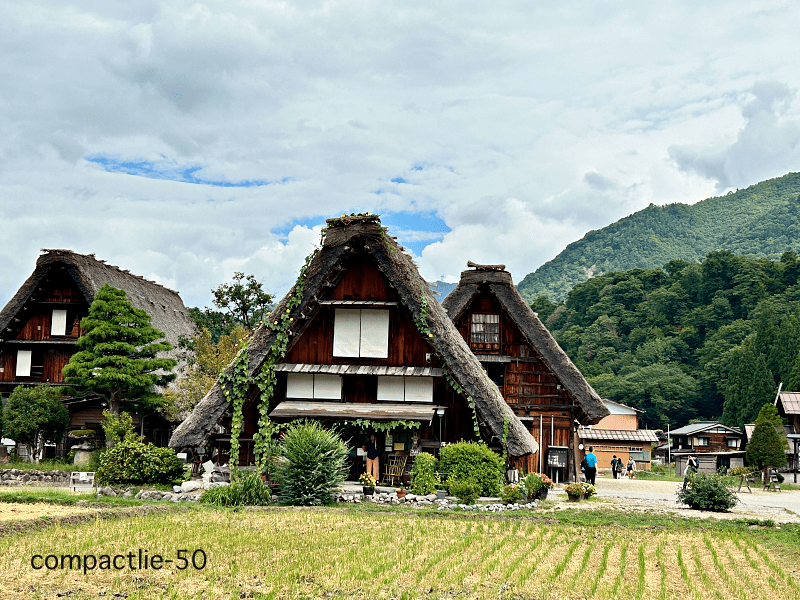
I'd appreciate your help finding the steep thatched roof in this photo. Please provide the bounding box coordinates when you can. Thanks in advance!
[442,263,608,424]
[0,249,194,352]
[170,216,538,457]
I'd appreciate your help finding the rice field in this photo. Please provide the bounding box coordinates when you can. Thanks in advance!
[0,507,797,599]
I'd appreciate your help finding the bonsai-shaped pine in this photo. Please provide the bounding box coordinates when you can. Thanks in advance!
[3,385,68,462]
[62,284,177,422]
[746,402,788,483]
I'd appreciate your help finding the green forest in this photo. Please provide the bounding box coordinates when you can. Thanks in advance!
[518,172,800,302]
[531,249,800,432]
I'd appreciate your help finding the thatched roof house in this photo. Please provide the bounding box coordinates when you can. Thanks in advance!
[442,263,607,480]
[170,215,538,458]
[0,249,195,448]
[442,263,607,424]
[0,249,192,351]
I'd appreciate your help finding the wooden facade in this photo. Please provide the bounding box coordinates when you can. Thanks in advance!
[171,215,538,467]
[669,422,746,474]
[443,265,608,483]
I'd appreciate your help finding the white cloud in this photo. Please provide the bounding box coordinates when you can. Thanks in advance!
[1,1,800,308]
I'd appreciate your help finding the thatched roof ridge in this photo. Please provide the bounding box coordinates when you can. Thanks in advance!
[170,216,538,456]
[0,249,194,351]
[442,264,608,424]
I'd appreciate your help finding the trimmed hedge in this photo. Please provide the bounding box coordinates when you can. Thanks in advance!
[677,473,738,512]
[438,442,504,496]
[95,439,185,486]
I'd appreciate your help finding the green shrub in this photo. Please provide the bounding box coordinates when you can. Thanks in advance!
[276,421,349,506]
[95,439,184,486]
[438,442,504,496]
[522,473,544,497]
[448,478,480,504]
[200,471,271,507]
[677,474,738,512]
[410,452,440,495]
[500,484,522,504]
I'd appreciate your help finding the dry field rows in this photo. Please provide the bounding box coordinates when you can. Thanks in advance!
[0,508,797,599]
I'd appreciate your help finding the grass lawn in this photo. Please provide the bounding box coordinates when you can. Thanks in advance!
[0,502,798,600]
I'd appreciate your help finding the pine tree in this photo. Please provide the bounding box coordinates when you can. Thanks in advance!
[63,284,177,416]
[746,403,788,477]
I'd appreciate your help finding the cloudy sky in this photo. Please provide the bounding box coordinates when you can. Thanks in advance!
[2,1,800,310]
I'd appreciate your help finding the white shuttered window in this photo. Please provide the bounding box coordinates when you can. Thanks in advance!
[51,309,68,336]
[377,376,434,402]
[286,373,342,400]
[333,308,389,358]
[16,350,32,377]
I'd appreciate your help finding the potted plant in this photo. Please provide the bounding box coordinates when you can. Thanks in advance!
[396,488,407,499]
[564,482,584,502]
[523,473,554,501]
[359,472,377,496]
[581,483,597,499]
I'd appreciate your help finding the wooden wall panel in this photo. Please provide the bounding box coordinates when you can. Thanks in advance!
[44,349,74,383]
[0,353,14,382]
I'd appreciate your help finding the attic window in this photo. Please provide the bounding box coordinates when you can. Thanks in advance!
[286,373,342,400]
[51,309,68,336]
[333,309,389,358]
[377,376,433,402]
[471,314,499,344]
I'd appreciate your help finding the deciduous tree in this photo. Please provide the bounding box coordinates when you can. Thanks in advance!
[211,272,274,332]
[4,385,68,462]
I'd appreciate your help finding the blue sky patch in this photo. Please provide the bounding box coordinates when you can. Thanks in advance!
[85,154,286,187]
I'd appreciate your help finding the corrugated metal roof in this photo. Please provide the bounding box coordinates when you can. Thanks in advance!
[777,391,800,415]
[269,400,438,421]
[669,422,741,436]
[317,300,399,306]
[273,363,444,377]
[578,428,660,443]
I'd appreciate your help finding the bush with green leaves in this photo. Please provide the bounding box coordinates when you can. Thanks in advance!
[4,385,69,461]
[448,478,480,504]
[677,473,738,512]
[410,452,440,495]
[438,442,504,496]
[95,439,185,486]
[200,471,272,507]
[522,473,544,497]
[500,484,522,504]
[276,421,349,506]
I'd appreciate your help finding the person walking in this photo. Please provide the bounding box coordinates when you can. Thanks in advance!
[626,457,636,479]
[611,455,619,479]
[584,446,598,485]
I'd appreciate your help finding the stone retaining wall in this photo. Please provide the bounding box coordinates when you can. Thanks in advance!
[0,468,72,486]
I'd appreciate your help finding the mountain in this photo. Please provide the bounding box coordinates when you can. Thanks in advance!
[517,172,800,302]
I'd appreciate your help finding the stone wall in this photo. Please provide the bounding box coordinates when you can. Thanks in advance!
[0,468,71,485]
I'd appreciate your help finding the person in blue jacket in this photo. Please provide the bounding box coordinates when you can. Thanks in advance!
[584,446,598,485]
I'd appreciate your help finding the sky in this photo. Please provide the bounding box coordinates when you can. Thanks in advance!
[2,1,800,310]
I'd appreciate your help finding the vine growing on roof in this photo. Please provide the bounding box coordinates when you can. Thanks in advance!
[341,419,421,434]
[220,246,319,473]
[411,286,482,439]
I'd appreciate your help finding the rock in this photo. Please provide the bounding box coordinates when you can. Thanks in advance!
[99,487,117,497]
[203,481,229,490]
[172,485,182,493]
[122,491,133,499]
[181,480,204,493]
[423,494,437,502]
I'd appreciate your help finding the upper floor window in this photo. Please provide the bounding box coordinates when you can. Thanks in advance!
[51,309,68,336]
[727,438,740,448]
[470,314,499,345]
[333,309,389,358]
[696,437,710,446]
[286,373,342,400]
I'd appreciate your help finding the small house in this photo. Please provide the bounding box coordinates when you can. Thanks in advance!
[577,400,661,471]
[0,249,195,449]
[669,421,746,475]
[170,216,537,476]
[442,262,607,483]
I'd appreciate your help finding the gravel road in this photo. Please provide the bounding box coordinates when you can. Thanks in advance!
[547,475,800,523]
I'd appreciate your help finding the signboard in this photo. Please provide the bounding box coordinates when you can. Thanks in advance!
[547,447,568,468]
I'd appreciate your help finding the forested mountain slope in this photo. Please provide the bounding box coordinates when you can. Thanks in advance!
[518,172,800,302]
[533,250,800,430]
